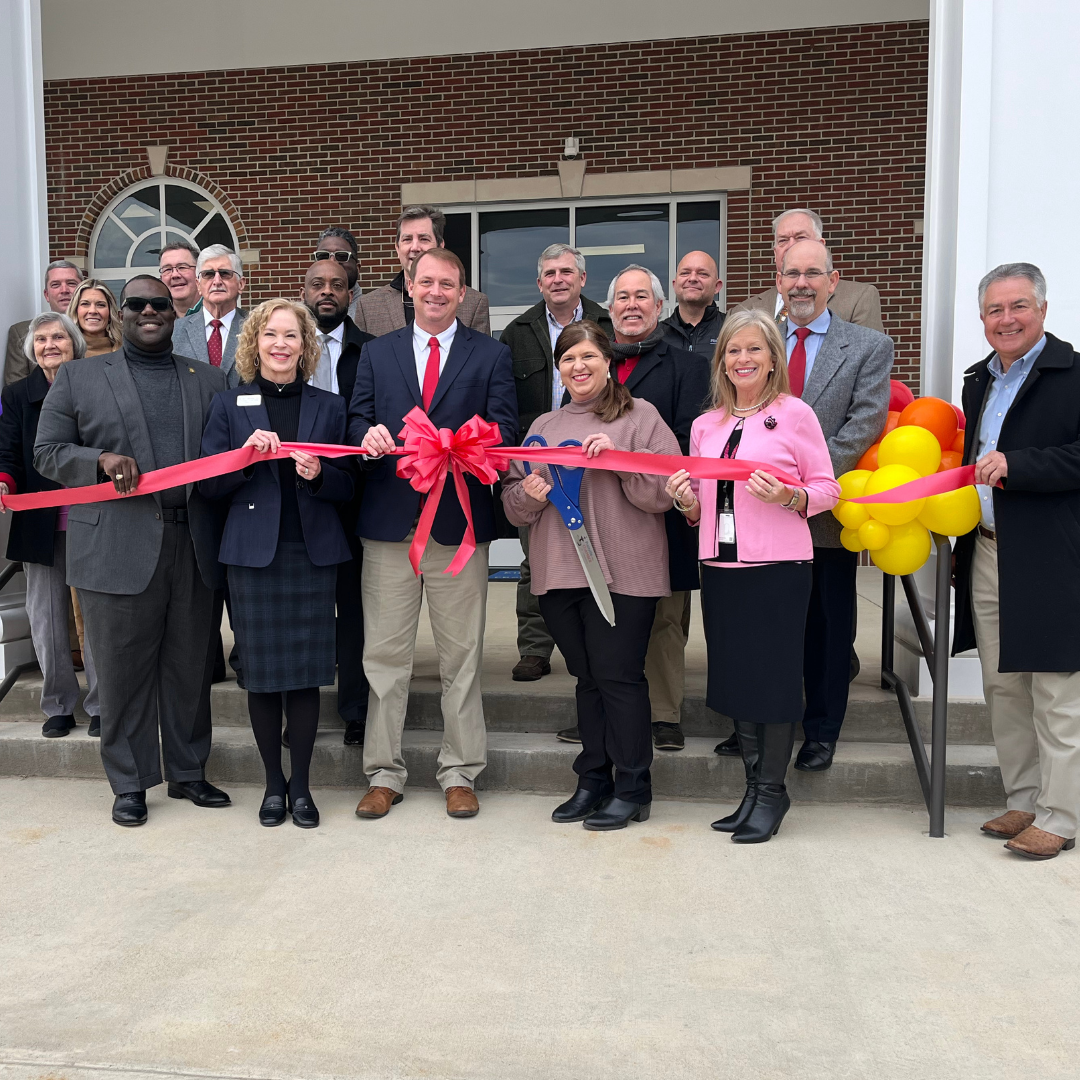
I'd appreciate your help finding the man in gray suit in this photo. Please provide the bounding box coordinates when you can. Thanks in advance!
[730,208,885,333]
[34,276,231,827]
[171,244,247,387]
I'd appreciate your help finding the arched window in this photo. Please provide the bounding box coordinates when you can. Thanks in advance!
[89,178,239,298]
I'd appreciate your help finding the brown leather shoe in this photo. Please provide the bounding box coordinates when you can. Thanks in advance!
[981,810,1036,839]
[355,786,402,819]
[1005,825,1077,860]
[445,786,479,818]
[512,655,551,681]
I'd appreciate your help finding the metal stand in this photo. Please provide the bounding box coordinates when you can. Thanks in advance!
[879,535,951,837]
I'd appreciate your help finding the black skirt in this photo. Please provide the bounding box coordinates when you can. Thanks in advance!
[227,542,337,694]
[700,561,812,725]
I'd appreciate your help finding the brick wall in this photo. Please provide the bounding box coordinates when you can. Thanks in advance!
[44,20,928,383]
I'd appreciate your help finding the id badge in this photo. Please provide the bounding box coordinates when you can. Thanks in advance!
[237,394,262,407]
[717,511,735,545]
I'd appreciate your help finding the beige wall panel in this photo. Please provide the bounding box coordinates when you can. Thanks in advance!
[401,180,477,205]
[671,166,752,192]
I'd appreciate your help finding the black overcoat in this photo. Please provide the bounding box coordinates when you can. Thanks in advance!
[952,332,1080,671]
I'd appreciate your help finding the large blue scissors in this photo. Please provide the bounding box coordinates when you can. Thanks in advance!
[523,435,616,626]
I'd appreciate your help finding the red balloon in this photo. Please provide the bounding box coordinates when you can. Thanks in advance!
[856,442,880,472]
[898,397,959,450]
[951,403,966,430]
[889,380,916,413]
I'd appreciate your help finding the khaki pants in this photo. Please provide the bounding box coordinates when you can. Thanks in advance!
[361,533,489,793]
[644,590,691,726]
[972,534,1080,838]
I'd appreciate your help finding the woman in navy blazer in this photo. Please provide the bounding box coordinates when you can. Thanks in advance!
[200,299,354,829]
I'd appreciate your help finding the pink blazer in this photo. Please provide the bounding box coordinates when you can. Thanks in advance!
[690,395,840,563]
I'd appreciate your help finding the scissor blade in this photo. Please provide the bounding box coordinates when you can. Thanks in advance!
[568,526,616,626]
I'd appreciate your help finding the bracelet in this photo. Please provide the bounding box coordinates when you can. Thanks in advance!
[782,487,801,512]
[673,495,698,514]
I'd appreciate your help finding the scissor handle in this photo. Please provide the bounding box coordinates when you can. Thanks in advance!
[522,434,548,477]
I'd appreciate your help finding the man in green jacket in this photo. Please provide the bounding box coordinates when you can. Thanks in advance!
[500,244,613,682]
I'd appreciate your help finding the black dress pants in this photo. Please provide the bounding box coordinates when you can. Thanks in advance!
[538,588,659,804]
[802,546,858,743]
[335,534,369,724]
[77,523,215,794]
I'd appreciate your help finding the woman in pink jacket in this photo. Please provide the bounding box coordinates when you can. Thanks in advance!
[666,309,840,843]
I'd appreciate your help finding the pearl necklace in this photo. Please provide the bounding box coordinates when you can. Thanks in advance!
[732,395,773,414]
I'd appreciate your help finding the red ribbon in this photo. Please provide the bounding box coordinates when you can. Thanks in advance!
[2,408,978,575]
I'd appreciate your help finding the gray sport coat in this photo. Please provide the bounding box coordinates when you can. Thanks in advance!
[33,347,228,593]
[801,314,893,547]
[171,308,247,388]
[731,279,885,334]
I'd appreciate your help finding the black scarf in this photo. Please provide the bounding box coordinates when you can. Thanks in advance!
[610,326,664,359]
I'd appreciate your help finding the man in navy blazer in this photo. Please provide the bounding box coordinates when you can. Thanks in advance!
[348,248,517,820]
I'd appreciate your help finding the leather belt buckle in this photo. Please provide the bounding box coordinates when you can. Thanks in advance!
[161,508,189,524]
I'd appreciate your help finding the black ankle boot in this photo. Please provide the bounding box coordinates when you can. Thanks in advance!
[732,722,796,844]
[552,787,611,823]
[712,719,759,832]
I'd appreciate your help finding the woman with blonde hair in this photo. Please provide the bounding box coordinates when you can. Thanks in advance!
[665,309,839,843]
[200,299,355,829]
[66,279,122,357]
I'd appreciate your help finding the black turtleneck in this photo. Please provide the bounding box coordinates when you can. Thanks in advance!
[123,339,186,509]
[255,373,305,542]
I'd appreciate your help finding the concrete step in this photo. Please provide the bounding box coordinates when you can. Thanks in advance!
[0,672,993,744]
[0,722,1005,808]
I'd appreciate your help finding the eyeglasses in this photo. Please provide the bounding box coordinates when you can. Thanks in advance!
[314,249,355,264]
[779,269,830,283]
[159,263,196,276]
[198,269,239,281]
[122,296,174,313]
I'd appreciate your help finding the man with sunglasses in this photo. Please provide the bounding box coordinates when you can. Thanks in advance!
[34,276,231,827]
[314,227,362,318]
[171,244,247,387]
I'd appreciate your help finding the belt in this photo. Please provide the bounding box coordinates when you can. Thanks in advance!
[159,507,189,524]
[978,525,996,541]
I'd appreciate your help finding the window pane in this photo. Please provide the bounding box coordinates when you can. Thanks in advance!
[94,217,132,269]
[132,232,164,267]
[575,203,668,304]
[443,213,473,288]
[165,184,214,231]
[194,213,234,250]
[480,209,569,305]
[675,201,721,269]
[113,185,160,226]
[101,278,128,299]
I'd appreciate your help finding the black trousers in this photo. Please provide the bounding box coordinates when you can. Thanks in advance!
[335,534,368,724]
[78,524,215,794]
[802,546,858,743]
[538,589,658,804]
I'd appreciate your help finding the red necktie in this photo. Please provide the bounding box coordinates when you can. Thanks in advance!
[207,319,223,367]
[788,326,811,398]
[421,336,441,411]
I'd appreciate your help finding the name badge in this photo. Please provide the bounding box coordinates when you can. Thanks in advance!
[718,511,735,545]
[237,394,262,407]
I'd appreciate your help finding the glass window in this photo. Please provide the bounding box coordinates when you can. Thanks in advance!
[443,213,473,288]
[480,209,569,306]
[575,203,668,303]
[193,213,233,250]
[676,201,721,268]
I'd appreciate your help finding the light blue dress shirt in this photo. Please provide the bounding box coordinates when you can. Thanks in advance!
[785,308,832,384]
[547,301,583,410]
[975,334,1046,529]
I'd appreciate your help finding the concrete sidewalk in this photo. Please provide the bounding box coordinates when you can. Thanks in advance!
[3,778,1079,1080]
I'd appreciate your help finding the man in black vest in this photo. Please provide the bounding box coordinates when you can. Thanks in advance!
[301,260,374,744]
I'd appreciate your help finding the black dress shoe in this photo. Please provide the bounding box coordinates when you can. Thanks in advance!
[653,722,685,751]
[343,720,365,746]
[552,787,611,823]
[583,797,651,831]
[555,725,582,744]
[512,655,551,681]
[42,715,75,738]
[112,791,147,827]
[713,731,740,756]
[289,794,320,829]
[794,740,837,772]
[167,780,232,807]
[259,794,287,827]
[87,716,101,738]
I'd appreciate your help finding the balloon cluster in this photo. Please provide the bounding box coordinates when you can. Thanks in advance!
[831,381,981,576]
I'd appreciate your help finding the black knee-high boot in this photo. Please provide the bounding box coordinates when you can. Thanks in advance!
[711,719,759,832]
[731,722,796,844]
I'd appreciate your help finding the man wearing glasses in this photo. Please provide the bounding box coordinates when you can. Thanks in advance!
[172,244,247,388]
[158,240,203,317]
[314,227,362,318]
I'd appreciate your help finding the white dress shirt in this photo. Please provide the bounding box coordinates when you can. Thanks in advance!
[412,319,457,392]
[313,321,344,395]
[203,306,237,347]
[546,301,583,410]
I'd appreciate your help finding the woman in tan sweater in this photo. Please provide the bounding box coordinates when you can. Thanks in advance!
[503,320,679,831]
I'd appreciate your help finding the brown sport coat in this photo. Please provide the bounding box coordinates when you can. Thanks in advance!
[730,279,884,334]
[353,282,491,338]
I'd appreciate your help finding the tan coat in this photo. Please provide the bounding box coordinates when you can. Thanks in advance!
[353,281,491,338]
[730,278,884,334]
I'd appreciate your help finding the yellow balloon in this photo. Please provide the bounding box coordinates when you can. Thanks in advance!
[831,469,873,526]
[917,485,982,537]
[863,464,925,525]
[871,520,932,576]
[858,519,891,550]
[840,527,865,553]
[878,425,942,478]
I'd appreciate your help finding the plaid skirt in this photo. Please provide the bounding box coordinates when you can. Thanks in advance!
[227,542,337,693]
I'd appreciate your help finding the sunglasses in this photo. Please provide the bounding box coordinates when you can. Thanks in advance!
[314,249,355,264]
[122,296,174,313]
[198,269,239,281]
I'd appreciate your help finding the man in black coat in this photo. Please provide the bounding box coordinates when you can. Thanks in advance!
[555,264,709,751]
[660,250,724,356]
[500,243,613,682]
[302,260,374,745]
[953,262,1080,861]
